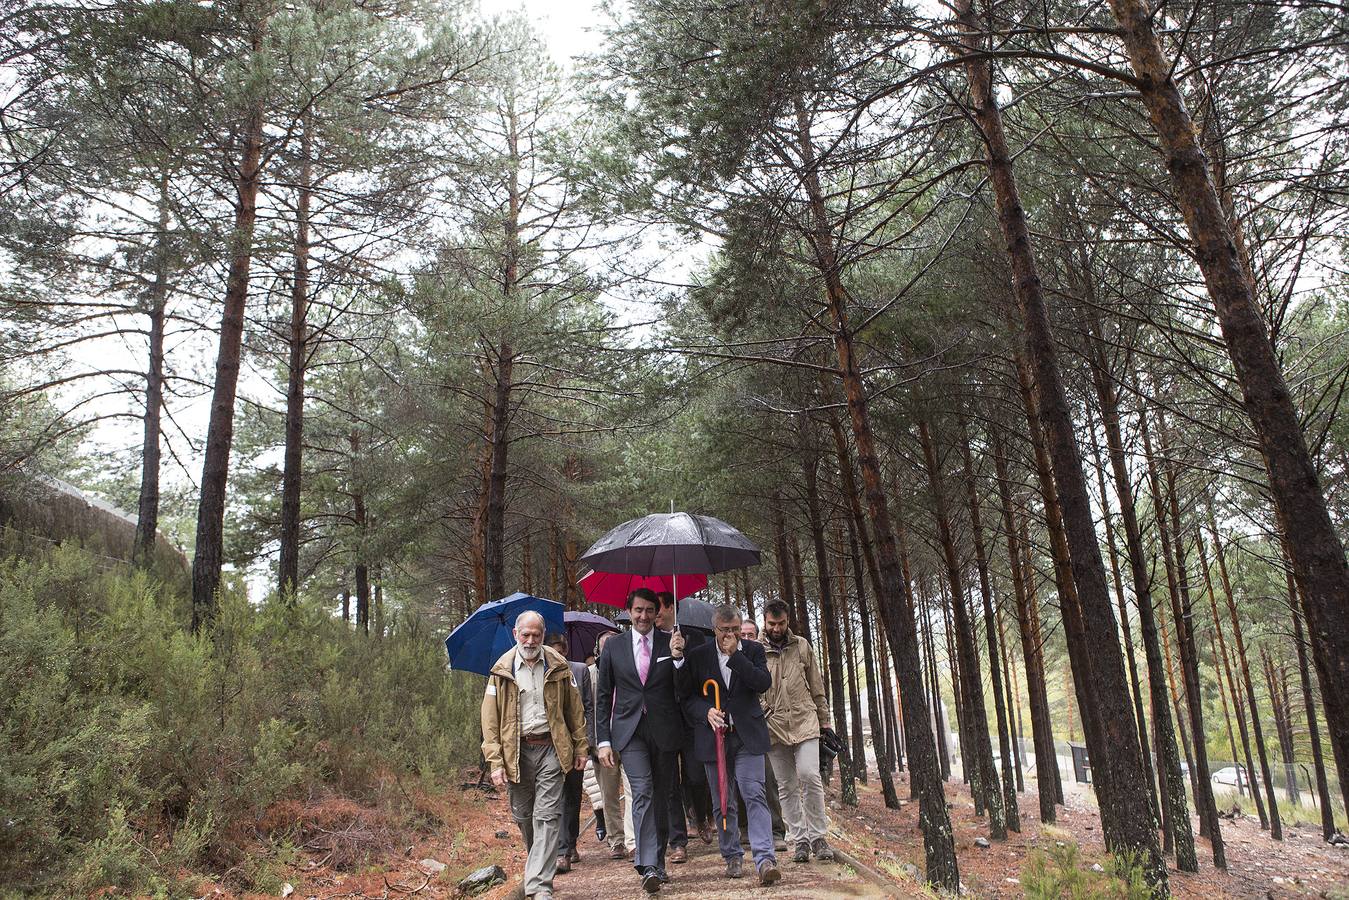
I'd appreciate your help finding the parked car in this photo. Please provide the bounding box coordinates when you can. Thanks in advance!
[1212,765,1248,787]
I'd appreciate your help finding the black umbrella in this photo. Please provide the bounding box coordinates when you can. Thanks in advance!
[578,512,761,577]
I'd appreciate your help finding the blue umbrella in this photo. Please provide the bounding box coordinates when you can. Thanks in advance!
[445,593,565,675]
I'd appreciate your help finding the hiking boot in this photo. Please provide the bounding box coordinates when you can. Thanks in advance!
[811,837,835,861]
[609,844,626,859]
[725,856,744,878]
[568,848,580,864]
[555,854,571,874]
[793,841,810,863]
[758,860,782,886]
[669,845,687,864]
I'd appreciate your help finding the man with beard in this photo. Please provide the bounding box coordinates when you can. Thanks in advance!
[481,611,589,900]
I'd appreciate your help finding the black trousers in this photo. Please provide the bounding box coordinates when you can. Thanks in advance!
[559,767,584,854]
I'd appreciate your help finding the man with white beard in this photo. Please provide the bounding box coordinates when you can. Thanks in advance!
[482,611,589,900]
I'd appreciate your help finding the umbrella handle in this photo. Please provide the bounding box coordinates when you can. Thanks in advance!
[702,678,721,711]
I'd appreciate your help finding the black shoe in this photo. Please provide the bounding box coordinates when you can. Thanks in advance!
[641,868,662,893]
[595,809,607,842]
[656,867,671,883]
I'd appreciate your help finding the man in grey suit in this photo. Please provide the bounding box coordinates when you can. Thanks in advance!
[596,588,685,894]
[546,632,592,874]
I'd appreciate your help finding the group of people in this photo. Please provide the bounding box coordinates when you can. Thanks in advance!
[480,587,835,899]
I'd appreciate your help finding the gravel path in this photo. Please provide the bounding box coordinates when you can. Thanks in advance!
[548,827,898,899]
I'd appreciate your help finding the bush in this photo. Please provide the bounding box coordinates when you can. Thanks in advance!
[0,541,481,896]
[1023,842,1150,900]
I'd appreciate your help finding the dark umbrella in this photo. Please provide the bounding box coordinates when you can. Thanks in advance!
[578,512,760,577]
[563,611,619,663]
[444,593,565,676]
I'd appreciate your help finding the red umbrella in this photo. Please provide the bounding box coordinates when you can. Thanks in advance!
[577,569,708,608]
[702,678,729,830]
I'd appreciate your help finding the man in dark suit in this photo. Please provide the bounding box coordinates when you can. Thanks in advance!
[654,591,713,861]
[596,588,684,894]
[675,604,781,887]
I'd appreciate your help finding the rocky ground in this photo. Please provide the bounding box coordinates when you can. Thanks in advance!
[239,766,1349,899]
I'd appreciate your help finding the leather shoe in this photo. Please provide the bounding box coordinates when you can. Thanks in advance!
[555,855,571,874]
[758,860,782,886]
[669,846,687,864]
[568,848,580,864]
[697,821,714,844]
[610,845,626,859]
[725,856,743,878]
[641,867,662,893]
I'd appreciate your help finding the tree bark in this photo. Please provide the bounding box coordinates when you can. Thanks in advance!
[1087,346,1195,866]
[1198,525,1264,818]
[133,172,172,571]
[1143,408,1226,865]
[278,117,312,601]
[1208,514,1283,836]
[853,514,901,806]
[952,0,1158,870]
[191,94,265,631]
[957,416,1019,831]
[991,429,1058,823]
[794,100,957,886]
[1288,564,1336,841]
[803,453,856,805]
[1106,0,1349,819]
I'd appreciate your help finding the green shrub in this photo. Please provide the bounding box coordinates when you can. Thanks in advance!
[1023,842,1151,900]
[0,541,481,895]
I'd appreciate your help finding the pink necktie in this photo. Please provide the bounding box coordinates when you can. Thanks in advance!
[638,634,650,685]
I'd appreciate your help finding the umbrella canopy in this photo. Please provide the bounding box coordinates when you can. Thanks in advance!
[563,610,619,663]
[578,512,760,577]
[444,593,565,676]
[675,595,717,632]
[578,569,708,608]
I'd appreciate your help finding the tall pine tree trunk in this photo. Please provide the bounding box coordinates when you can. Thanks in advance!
[134,171,172,570]
[803,453,855,806]
[278,117,312,601]
[191,95,265,630]
[991,429,1058,824]
[794,100,957,886]
[958,416,1020,832]
[951,0,1161,863]
[1106,0,1349,816]
[1288,565,1336,841]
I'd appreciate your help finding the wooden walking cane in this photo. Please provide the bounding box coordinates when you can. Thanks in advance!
[703,678,729,830]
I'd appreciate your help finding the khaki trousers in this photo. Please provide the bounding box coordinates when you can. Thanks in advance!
[510,742,564,896]
[767,738,828,844]
[595,749,628,852]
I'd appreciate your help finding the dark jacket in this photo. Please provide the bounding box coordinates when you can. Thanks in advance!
[596,627,684,753]
[675,638,772,762]
[568,659,594,754]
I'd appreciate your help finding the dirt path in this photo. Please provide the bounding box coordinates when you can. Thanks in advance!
[548,825,902,899]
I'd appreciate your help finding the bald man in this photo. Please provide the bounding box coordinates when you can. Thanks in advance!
[482,611,589,900]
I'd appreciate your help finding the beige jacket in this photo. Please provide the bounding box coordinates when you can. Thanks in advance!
[481,645,588,782]
[762,631,831,746]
